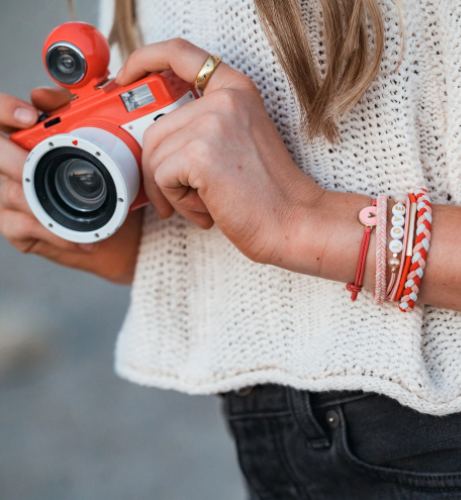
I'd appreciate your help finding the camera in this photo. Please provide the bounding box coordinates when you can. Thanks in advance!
[11,22,198,243]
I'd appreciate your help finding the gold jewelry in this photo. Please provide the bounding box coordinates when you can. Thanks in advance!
[195,55,222,92]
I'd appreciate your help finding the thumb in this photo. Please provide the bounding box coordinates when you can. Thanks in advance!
[30,86,73,113]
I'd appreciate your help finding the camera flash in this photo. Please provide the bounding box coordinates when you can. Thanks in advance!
[120,85,156,112]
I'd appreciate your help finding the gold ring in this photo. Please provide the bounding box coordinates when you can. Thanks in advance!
[195,54,222,92]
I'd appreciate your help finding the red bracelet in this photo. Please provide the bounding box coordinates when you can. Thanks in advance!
[346,199,377,302]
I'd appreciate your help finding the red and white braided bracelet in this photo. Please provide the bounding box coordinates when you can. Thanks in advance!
[399,189,432,312]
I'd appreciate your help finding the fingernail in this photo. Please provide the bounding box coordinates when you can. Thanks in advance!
[14,107,37,125]
[78,243,97,252]
[115,67,124,83]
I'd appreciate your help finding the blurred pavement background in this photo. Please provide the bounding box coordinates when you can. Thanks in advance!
[0,1,245,499]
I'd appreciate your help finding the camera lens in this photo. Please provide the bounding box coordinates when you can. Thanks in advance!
[34,148,117,232]
[46,43,86,85]
[56,54,76,75]
[55,158,107,212]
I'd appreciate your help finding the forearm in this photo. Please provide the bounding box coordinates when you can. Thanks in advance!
[274,187,461,312]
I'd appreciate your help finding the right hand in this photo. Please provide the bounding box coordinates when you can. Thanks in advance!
[0,88,143,284]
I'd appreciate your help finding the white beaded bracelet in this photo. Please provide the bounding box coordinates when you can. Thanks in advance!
[386,194,410,301]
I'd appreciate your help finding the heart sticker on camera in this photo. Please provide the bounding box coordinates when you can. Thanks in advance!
[72,140,78,146]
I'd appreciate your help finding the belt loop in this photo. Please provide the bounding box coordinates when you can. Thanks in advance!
[289,389,330,449]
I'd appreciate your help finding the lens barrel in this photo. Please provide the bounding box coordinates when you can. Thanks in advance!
[46,42,86,85]
[34,148,117,232]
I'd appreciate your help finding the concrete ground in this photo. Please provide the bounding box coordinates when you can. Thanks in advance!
[0,1,245,499]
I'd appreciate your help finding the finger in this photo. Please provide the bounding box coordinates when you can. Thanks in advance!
[0,92,38,132]
[175,204,213,229]
[143,121,207,219]
[142,108,197,176]
[0,178,33,215]
[145,161,208,218]
[141,101,206,219]
[20,239,77,263]
[0,209,85,252]
[142,87,251,165]
[30,86,73,113]
[154,150,213,229]
[141,96,207,165]
[142,167,174,219]
[144,145,210,222]
[144,126,211,214]
[115,38,237,94]
[13,239,98,271]
[0,134,28,181]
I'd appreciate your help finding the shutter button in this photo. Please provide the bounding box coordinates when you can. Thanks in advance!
[326,410,340,428]
[38,113,51,123]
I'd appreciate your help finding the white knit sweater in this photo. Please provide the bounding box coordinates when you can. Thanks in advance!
[100,0,461,416]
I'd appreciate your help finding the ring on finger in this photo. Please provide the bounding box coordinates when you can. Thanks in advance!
[195,54,222,93]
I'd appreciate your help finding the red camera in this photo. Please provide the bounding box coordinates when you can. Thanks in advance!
[11,22,198,243]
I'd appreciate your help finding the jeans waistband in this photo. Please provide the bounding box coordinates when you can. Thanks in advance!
[225,385,371,416]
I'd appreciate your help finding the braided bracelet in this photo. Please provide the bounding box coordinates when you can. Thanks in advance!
[346,199,377,302]
[399,189,432,312]
[373,194,388,305]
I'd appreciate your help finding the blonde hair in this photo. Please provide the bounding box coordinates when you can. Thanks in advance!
[107,0,143,58]
[256,0,386,142]
[72,0,392,142]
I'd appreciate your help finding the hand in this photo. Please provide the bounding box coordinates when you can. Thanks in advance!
[116,39,324,265]
[0,88,143,284]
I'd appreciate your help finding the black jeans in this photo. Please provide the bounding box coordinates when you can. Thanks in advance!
[222,385,461,499]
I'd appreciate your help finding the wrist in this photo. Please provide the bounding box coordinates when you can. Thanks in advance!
[269,184,374,282]
[263,180,325,273]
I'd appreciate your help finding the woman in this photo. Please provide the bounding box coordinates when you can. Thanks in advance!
[1,0,461,497]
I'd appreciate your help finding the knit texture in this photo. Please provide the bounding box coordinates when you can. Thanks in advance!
[100,0,461,415]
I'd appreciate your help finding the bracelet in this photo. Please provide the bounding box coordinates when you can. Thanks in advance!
[386,194,410,301]
[373,193,388,305]
[346,199,377,302]
[395,194,418,301]
[399,189,432,312]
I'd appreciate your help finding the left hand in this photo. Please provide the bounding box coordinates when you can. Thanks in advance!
[116,38,324,265]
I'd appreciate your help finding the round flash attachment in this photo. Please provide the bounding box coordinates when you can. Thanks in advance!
[46,42,86,85]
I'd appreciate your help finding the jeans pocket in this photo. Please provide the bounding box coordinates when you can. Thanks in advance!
[223,385,309,500]
[336,395,461,491]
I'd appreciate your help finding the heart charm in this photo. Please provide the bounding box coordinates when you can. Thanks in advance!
[72,140,78,146]
[358,206,378,227]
